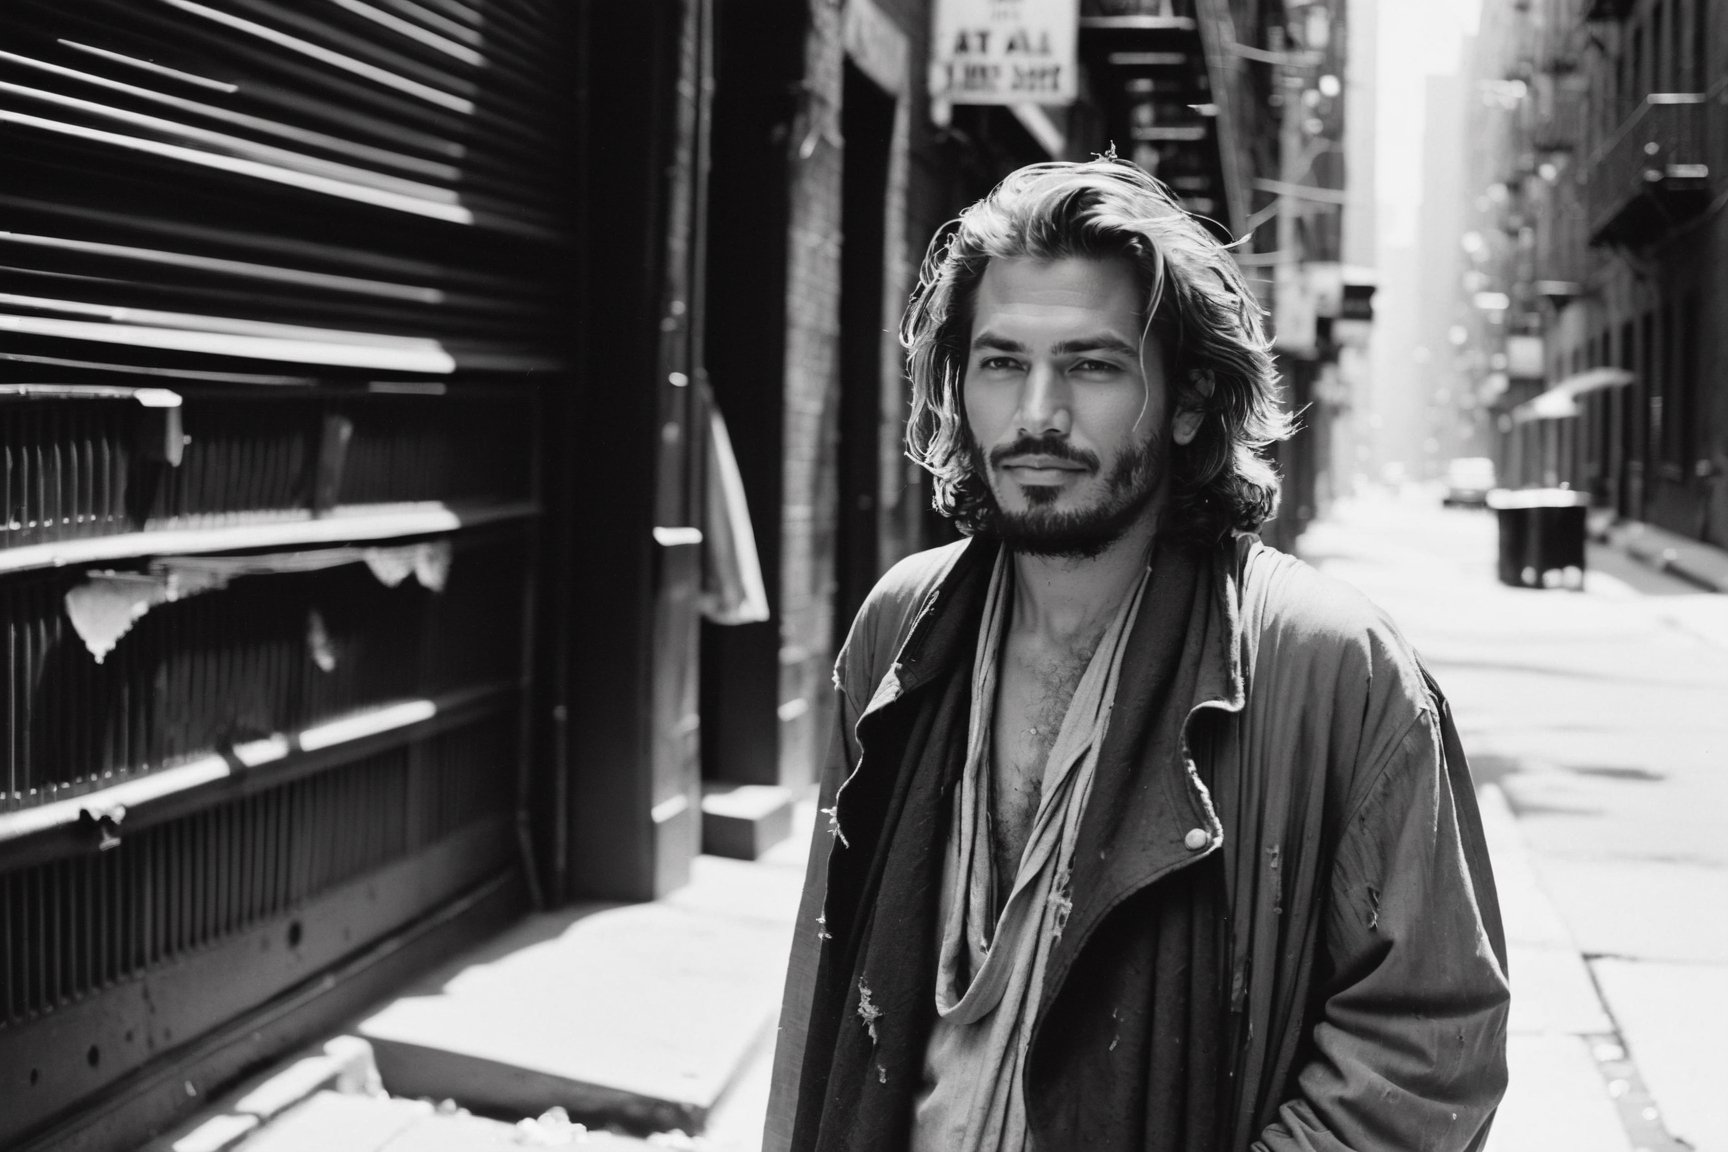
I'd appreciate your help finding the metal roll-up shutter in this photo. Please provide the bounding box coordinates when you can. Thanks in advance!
[0,3,575,1147]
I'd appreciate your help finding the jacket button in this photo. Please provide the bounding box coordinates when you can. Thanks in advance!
[1183,828,1209,851]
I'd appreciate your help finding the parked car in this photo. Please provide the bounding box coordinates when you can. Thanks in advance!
[1442,457,1498,506]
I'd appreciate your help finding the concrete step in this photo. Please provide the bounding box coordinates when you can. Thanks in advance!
[700,784,795,860]
[142,1036,381,1152]
[151,803,813,1151]
[353,849,805,1138]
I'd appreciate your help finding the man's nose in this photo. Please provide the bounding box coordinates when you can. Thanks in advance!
[1015,361,1071,437]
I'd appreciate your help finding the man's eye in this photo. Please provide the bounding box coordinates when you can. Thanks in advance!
[979,356,1022,372]
[1071,359,1120,374]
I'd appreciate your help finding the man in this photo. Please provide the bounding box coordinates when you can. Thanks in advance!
[765,159,1508,1151]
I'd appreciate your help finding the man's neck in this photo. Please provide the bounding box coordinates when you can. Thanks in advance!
[1007,510,1159,647]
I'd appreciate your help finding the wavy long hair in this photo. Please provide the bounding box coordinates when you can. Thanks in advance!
[901,158,1292,543]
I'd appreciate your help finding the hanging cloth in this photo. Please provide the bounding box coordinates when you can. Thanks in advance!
[697,378,770,625]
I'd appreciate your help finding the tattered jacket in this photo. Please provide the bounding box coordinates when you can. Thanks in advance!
[765,533,1510,1151]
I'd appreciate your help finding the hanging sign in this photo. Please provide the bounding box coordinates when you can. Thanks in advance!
[930,0,1079,105]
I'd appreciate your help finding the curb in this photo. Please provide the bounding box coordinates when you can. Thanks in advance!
[1591,519,1728,594]
[1475,783,1693,1152]
[141,1036,382,1152]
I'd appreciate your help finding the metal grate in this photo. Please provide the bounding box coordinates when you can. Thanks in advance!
[0,712,514,1029]
[0,1,564,1141]
[336,393,535,508]
[1,528,525,811]
[0,2,575,379]
[1,399,129,548]
[0,390,536,549]
[132,396,311,526]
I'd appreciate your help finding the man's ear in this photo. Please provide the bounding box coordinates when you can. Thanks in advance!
[1173,369,1212,446]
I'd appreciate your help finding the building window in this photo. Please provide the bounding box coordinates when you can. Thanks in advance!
[1665,292,1700,472]
[1619,319,1638,473]
[1615,45,1624,127]
[1695,0,1709,93]
[1631,26,1646,105]
[1653,0,1668,91]
[1674,0,1690,89]
[1641,311,1658,466]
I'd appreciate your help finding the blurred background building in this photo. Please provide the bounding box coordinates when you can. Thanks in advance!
[0,1,1369,1147]
[1443,0,1725,543]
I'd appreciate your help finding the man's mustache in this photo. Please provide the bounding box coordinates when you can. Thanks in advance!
[987,435,1100,471]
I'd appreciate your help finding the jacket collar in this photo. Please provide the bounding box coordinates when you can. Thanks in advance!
[857,535,1002,725]
[847,534,1252,952]
[863,532,1246,728]
[1037,537,1249,995]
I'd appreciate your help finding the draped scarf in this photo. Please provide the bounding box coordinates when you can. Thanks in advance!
[796,538,1226,1152]
[1024,538,1229,1150]
[912,548,1150,1150]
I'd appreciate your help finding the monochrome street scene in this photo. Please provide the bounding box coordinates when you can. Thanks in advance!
[0,1,1723,1150]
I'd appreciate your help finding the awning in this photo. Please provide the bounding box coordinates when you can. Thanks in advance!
[1510,367,1634,424]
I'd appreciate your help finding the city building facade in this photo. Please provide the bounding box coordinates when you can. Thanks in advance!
[1464,0,1725,544]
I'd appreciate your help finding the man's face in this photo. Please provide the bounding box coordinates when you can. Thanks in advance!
[962,255,1195,558]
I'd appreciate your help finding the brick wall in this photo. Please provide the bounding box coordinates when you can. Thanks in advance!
[775,0,964,784]
[778,0,847,782]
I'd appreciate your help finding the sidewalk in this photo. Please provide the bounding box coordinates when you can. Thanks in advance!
[174,776,1635,1152]
[1475,783,1651,1152]
[1302,493,1728,1152]
[151,809,814,1152]
[159,495,1725,1152]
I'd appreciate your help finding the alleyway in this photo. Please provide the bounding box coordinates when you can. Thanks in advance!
[154,489,1728,1151]
[1300,489,1728,1152]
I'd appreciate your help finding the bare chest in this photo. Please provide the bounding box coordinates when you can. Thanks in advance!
[987,635,1094,894]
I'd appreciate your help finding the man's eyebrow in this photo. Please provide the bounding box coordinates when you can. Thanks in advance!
[969,332,1141,358]
[970,331,1026,353]
[1051,336,1140,358]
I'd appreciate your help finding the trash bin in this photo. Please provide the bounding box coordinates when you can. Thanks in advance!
[1491,501,1529,586]
[1486,488,1589,589]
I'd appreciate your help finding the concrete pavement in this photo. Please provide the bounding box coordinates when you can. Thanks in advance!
[164,487,1725,1151]
[1300,489,1728,1152]
[149,811,814,1152]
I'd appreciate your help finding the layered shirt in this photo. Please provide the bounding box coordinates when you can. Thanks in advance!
[912,550,1149,1151]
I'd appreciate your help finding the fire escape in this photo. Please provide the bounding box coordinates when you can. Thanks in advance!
[1077,0,1253,238]
[1582,0,1714,248]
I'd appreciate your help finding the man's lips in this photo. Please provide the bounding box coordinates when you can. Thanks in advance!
[1000,455,1089,472]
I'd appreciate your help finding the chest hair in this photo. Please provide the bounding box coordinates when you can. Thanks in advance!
[988,634,1096,910]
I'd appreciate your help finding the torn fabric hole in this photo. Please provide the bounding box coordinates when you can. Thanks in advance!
[1047,870,1074,940]
[821,804,849,848]
[856,978,882,1045]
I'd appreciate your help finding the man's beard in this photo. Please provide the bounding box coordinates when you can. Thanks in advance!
[971,429,1165,559]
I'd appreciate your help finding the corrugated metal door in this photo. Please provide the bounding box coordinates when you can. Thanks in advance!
[0,3,573,1147]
